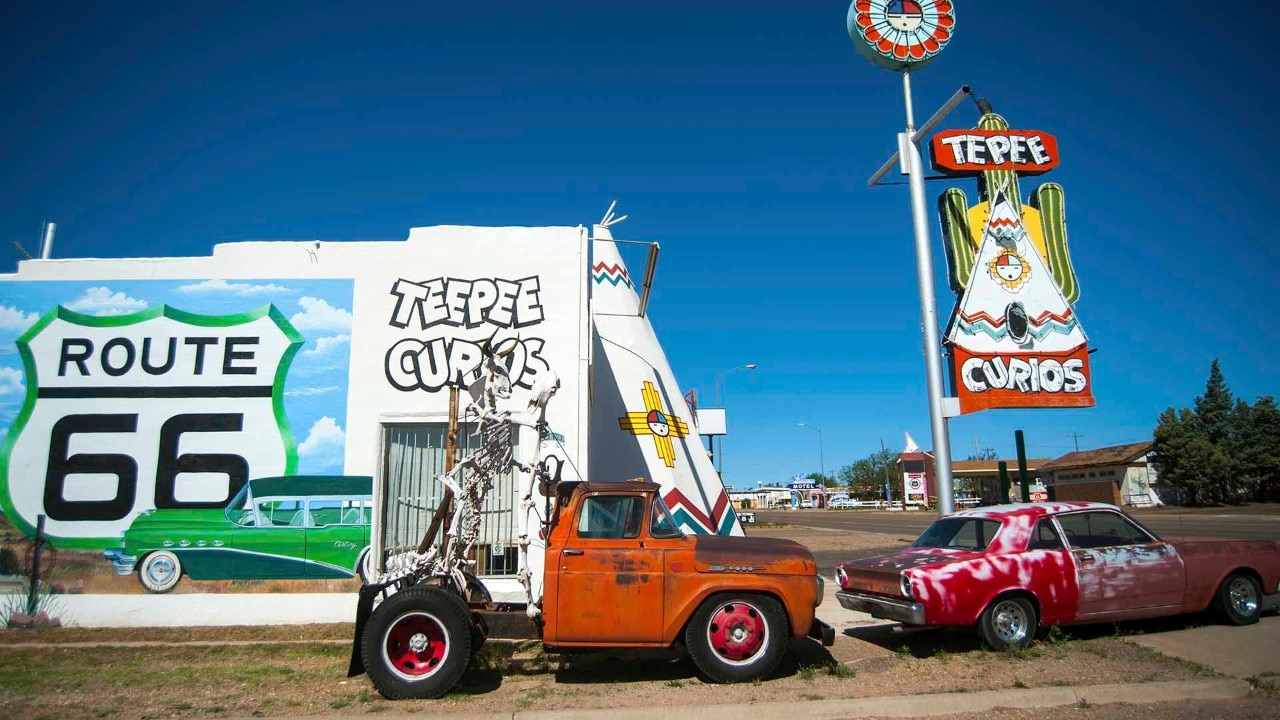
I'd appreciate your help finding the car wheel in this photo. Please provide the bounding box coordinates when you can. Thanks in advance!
[138,551,183,594]
[1214,572,1261,626]
[978,595,1037,650]
[361,585,473,699]
[685,593,787,683]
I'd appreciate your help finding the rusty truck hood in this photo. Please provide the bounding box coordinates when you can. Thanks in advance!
[691,535,816,575]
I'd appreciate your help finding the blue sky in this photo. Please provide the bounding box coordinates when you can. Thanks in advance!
[2,2,1277,488]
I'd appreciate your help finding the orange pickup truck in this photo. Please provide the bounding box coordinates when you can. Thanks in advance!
[349,479,833,699]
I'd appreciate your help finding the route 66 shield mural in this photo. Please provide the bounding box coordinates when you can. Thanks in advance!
[0,280,354,549]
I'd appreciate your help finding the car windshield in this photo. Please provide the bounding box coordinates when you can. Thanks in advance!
[911,518,1001,551]
[225,484,254,526]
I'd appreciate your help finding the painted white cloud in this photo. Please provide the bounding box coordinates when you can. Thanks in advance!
[284,385,341,397]
[176,279,296,296]
[0,367,24,395]
[0,305,40,331]
[66,287,149,316]
[302,334,350,358]
[297,416,345,473]
[289,297,352,333]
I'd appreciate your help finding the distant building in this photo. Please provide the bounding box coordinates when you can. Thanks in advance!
[1039,441,1162,507]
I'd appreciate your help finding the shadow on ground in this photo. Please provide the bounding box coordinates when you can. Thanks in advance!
[844,609,1280,660]
[451,637,840,694]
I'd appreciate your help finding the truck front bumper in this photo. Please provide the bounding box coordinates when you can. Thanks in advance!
[808,617,835,646]
[835,590,926,626]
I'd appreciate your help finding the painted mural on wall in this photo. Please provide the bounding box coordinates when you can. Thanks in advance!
[0,279,355,559]
[937,113,1094,414]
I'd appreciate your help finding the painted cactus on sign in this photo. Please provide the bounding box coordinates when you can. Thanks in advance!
[938,113,1079,304]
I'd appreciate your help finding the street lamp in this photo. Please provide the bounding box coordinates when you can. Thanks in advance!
[797,422,825,485]
[714,364,758,406]
[712,364,757,477]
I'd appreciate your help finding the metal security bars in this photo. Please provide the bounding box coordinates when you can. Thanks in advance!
[379,423,519,576]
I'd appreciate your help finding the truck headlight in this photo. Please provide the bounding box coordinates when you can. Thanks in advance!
[900,574,914,600]
[815,575,825,606]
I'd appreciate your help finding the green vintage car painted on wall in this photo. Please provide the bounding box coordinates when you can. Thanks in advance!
[104,475,373,593]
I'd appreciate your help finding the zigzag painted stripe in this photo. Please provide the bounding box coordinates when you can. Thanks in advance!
[958,315,1079,341]
[958,308,1075,328]
[664,487,732,536]
[592,262,632,288]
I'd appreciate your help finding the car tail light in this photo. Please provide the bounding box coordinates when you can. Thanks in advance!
[835,566,848,589]
[900,573,914,599]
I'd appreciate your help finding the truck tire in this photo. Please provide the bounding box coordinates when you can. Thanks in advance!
[978,595,1037,650]
[361,584,474,699]
[1214,572,1261,626]
[138,551,183,594]
[685,593,787,683]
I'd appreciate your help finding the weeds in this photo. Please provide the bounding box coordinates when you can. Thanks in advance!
[328,699,349,710]
[932,649,952,661]
[800,694,823,701]
[826,663,856,679]
[1076,697,1090,709]
[894,644,911,659]
[1041,625,1069,647]
[1012,679,1028,689]
[664,679,685,688]
[798,664,819,681]
[1247,673,1278,697]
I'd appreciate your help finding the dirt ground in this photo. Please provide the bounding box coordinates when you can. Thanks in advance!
[4,521,1268,719]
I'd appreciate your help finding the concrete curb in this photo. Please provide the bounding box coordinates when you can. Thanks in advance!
[512,679,1253,719]
[262,678,1252,720]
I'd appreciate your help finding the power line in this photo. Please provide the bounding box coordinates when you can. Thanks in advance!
[1068,433,1085,452]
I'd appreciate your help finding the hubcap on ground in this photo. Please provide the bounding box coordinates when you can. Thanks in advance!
[707,602,767,663]
[1229,577,1258,617]
[993,600,1028,645]
[385,612,449,679]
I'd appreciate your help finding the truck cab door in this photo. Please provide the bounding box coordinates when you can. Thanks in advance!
[553,494,665,644]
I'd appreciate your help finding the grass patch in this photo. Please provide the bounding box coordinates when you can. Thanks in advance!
[664,679,685,688]
[932,649,952,661]
[1248,673,1278,697]
[798,664,820,681]
[894,644,911,659]
[1041,625,1069,647]
[328,699,350,709]
[800,693,823,701]
[826,663,856,679]
[1012,679,1027,689]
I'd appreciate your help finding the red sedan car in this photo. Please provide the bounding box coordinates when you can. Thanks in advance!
[835,502,1280,649]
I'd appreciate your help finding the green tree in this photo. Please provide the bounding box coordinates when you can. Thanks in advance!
[1152,407,1233,505]
[804,471,836,489]
[1195,359,1233,445]
[1233,396,1280,502]
[837,449,899,500]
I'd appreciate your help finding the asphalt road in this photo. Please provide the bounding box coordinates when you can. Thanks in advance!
[753,504,1280,576]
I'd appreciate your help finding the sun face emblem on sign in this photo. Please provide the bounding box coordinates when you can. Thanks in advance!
[989,249,1031,291]
[847,0,955,71]
[619,381,690,468]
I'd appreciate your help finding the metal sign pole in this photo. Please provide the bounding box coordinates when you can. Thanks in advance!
[900,70,955,515]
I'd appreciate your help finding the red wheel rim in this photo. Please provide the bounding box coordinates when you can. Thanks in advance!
[707,601,768,664]
[384,611,450,680]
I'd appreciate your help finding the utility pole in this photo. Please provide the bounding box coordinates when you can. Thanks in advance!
[880,436,893,504]
[1068,432,1084,453]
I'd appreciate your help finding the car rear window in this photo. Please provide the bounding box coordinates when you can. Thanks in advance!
[911,518,1001,551]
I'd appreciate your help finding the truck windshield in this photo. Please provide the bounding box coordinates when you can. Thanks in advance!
[911,518,1001,551]
[650,496,683,539]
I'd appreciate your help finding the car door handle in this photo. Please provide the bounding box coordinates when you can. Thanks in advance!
[562,549,584,556]
[1075,553,1097,565]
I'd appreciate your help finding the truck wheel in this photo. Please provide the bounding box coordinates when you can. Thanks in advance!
[361,585,473,699]
[138,551,182,594]
[685,593,787,683]
[978,596,1037,650]
[1214,573,1261,626]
